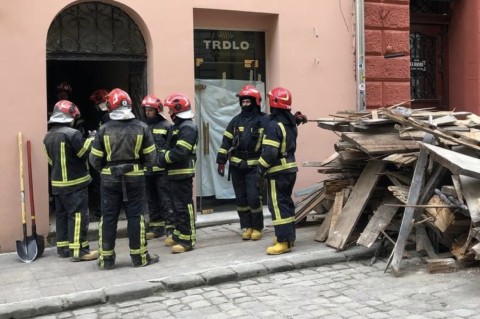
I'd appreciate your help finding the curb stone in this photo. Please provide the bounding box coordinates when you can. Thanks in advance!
[104,281,165,304]
[230,263,269,280]
[200,268,237,285]
[0,243,378,319]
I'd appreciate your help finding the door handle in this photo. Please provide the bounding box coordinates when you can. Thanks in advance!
[203,122,209,155]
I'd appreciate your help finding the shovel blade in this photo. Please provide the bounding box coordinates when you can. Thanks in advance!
[35,235,45,258]
[16,237,38,263]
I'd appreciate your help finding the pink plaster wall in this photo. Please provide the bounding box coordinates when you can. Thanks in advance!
[449,0,480,113]
[364,0,411,108]
[0,0,356,252]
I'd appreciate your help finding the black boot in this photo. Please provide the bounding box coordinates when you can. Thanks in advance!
[97,253,115,270]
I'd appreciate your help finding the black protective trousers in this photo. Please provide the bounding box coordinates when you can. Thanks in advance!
[145,172,174,233]
[99,177,149,265]
[54,187,90,258]
[169,178,196,248]
[266,172,297,242]
[230,166,264,231]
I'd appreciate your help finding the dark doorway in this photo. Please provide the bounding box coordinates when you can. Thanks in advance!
[410,0,451,109]
[47,60,146,130]
[46,2,147,218]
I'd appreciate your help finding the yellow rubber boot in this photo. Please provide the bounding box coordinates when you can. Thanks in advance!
[251,229,262,241]
[164,235,177,247]
[171,244,192,254]
[267,242,291,255]
[242,228,253,240]
[272,236,295,247]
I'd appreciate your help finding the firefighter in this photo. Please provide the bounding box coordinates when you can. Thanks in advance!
[55,81,72,101]
[256,87,307,255]
[141,94,174,240]
[55,81,87,137]
[216,85,269,241]
[89,89,110,127]
[89,88,159,269]
[158,93,198,254]
[43,100,98,262]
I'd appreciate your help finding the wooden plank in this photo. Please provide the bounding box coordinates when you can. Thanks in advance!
[295,191,325,223]
[357,194,399,248]
[459,175,480,223]
[390,134,433,275]
[383,152,418,166]
[326,160,385,250]
[415,224,438,259]
[329,191,345,236]
[426,258,457,274]
[424,195,455,232]
[293,182,324,197]
[450,175,465,205]
[383,109,480,151]
[420,143,480,180]
[342,132,420,155]
[314,209,333,242]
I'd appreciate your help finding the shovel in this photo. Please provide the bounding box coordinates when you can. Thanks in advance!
[26,140,45,258]
[15,132,38,263]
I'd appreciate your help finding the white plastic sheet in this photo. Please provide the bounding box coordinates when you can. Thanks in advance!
[195,79,266,198]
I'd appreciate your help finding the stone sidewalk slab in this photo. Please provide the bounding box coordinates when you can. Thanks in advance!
[0,213,377,319]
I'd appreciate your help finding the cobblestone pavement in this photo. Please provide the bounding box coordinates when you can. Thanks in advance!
[36,258,480,319]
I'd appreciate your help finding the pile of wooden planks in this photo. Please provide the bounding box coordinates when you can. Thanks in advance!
[295,106,480,275]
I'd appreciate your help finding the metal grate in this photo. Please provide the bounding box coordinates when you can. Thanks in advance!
[410,0,451,14]
[410,32,436,100]
[47,2,146,59]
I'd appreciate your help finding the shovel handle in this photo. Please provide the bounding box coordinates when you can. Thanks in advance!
[18,133,27,227]
[26,141,36,221]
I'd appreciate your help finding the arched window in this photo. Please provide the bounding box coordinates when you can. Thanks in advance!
[47,2,146,61]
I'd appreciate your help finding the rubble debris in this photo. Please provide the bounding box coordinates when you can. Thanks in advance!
[296,106,480,275]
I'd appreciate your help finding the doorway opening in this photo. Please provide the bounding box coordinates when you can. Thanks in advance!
[46,2,147,218]
[410,0,451,109]
[194,29,267,213]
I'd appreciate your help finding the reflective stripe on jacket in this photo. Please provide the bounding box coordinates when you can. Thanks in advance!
[217,108,269,169]
[258,111,298,176]
[43,124,92,194]
[158,119,198,180]
[89,118,156,180]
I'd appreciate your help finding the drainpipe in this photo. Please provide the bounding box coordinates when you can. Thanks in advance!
[355,0,366,111]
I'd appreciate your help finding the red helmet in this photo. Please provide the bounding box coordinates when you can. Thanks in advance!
[106,88,132,111]
[268,87,292,110]
[237,85,262,106]
[141,94,163,112]
[48,100,80,124]
[164,93,193,119]
[56,81,72,94]
[90,89,109,105]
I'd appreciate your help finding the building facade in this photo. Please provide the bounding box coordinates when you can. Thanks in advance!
[0,0,356,252]
[1,0,476,253]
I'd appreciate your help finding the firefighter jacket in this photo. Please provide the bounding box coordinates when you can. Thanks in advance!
[258,109,298,176]
[89,118,156,181]
[157,118,198,180]
[145,116,171,175]
[43,124,92,195]
[216,108,269,169]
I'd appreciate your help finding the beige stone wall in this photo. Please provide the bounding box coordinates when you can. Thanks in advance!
[0,0,356,252]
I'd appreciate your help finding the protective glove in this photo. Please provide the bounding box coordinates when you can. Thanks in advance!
[256,170,265,191]
[157,151,167,168]
[294,111,308,125]
[217,163,225,177]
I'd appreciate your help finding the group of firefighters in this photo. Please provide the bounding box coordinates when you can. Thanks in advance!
[43,82,307,270]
